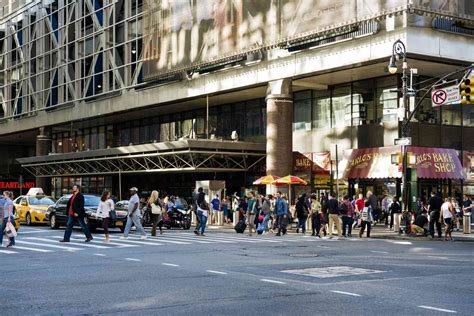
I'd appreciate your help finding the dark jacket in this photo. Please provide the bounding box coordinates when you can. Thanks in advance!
[66,192,85,217]
[327,198,340,215]
[296,199,309,218]
[428,195,443,211]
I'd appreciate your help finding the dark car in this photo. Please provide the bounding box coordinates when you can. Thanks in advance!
[46,195,128,232]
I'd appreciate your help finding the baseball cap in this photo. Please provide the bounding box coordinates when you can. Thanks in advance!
[129,187,138,191]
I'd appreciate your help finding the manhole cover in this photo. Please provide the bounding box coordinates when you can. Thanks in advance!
[289,253,319,258]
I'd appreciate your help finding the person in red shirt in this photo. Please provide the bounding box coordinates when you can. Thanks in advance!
[60,185,93,243]
[355,194,365,213]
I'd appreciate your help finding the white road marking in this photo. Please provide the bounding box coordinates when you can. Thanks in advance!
[331,290,361,297]
[17,230,49,234]
[162,263,180,267]
[282,266,385,279]
[94,253,107,257]
[0,249,18,254]
[45,235,133,248]
[97,236,163,246]
[9,245,53,253]
[260,279,286,285]
[152,235,216,244]
[15,240,81,251]
[206,270,228,275]
[428,256,449,260]
[27,237,109,249]
[371,251,389,254]
[127,236,190,245]
[418,305,457,313]
[125,258,141,262]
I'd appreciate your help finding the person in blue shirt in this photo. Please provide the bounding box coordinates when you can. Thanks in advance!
[0,191,15,247]
[274,191,288,236]
[211,194,220,225]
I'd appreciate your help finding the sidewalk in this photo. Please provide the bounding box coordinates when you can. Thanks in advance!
[205,222,474,242]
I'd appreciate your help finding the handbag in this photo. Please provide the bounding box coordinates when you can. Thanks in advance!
[151,203,162,215]
[6,222,17,238]
[109,210,117,220]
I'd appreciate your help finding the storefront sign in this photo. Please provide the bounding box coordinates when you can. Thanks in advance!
[0,181,35,189]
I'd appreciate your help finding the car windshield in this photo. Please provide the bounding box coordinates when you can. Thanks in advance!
[28,197,55,205]
[84,196,100,207]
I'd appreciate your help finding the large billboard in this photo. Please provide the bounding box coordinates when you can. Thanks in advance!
[143,0,472,80]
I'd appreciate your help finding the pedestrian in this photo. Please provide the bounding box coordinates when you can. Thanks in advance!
[211,194,220,224]
[246,192,257,236]
[389,196,402,232]
[310,193,322,237]
[274,191,288,236]
[0,191,15,247]
[341,195,355,238]
[452,198,462,232]
[359,200,374,238]
[440,197,455,241]
[295,194,309,235]
[60,185,93,243]
[260,194,272,235]
[320,193,329,236]
[193,188,202,235]
[353,193,365,229]
[196,189,209,236]
[381,192,391,225]
[96,190,115,243]
[367,191,379,224]
[412,210,429,236]
[121,187,147,240]
[221,196,229,224]
[428,192,443,238]
[327,192,342,239]
[148,190,164,236]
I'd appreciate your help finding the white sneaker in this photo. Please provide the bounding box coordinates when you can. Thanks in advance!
[140,235,147,240]
[120,236,128,240]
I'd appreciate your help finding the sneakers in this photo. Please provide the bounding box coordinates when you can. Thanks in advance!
[59,239,70,243]
[194,230,199,236]
[85,237,93,243]
[120,236,128,240]
[140,235,147,240]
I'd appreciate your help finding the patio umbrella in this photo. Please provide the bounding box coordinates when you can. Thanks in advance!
[272,175,308,207]
[252,175,280,185]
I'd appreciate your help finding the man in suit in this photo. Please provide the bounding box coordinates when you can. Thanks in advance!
[60,185,93,242]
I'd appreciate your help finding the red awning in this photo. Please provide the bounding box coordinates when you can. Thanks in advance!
[342,146,465,180]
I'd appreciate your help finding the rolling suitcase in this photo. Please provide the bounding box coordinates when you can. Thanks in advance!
[234,220,247,233]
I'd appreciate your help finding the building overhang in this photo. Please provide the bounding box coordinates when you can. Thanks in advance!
[17,140,266,178]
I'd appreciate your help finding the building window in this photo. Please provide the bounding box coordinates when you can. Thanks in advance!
[312,90,331,129]
[294,91,312,131]
[442,105,462,126]
[353,79,374,125]
[464,105,474,127]
[375,77,398,123]
[331,86,351,128]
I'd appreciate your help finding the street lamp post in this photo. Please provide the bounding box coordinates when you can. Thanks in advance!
[388,40,409,214]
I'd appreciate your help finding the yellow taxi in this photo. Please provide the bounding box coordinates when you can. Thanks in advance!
[13,195,56,226]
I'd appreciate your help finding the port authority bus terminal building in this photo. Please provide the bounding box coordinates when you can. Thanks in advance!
[0,0,473,204]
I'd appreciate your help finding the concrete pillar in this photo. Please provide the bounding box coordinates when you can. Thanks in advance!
[266,78,293,182]
[36,127,52,194]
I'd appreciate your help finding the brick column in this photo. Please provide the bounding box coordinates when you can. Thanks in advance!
[266,79,293,178]
[36,127,52,194]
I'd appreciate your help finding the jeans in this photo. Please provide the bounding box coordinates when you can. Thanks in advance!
[342,216,353,237]
[429,210,442,238]
[298,217,307,233]
[359,221,371,237]
[328,214,342,237]
[123,212,146,237]
[0,216,15,246]
[277,214,287,235]
[151,214,163,236]
[64,216,92,241]
[262,213,271,232]
[312,214,321,236]
[197,212,207,234]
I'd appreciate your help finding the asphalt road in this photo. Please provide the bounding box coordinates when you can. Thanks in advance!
[1,226,473,316]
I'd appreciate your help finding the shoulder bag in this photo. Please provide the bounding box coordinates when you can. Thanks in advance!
[151,202,162,215]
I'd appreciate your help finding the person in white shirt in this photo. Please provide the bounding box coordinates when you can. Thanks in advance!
[440,197,454,241]
[121,187,147,240]
[97,191,115,243]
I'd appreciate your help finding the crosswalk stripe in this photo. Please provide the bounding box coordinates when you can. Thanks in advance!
[94,236,163,246]
[9,245,53,253]
[45,235,137,248]
[127,236,190,245]
[145,235,215,244]
[30,237,113,249]
[15,240,82,251]
[0,249,18,254]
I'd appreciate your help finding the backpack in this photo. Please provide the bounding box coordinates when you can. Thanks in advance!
[339,202,348,215]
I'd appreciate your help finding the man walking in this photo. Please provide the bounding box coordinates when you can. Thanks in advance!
[274,191,288,236]
[428,191,443,238]
[121,187,147,240]
[246,192,257,236]
[60,185,93,243]
[327,192,342,239]
[341,195,354,237]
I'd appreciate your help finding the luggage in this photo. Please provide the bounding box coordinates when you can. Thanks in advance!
[257,223,265,235]
[235,220,247,233]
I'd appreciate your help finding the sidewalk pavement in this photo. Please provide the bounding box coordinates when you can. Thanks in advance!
[205,222,474,242]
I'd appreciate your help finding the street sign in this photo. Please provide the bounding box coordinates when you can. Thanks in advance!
[431,84,460,107]
[394,137,411,146]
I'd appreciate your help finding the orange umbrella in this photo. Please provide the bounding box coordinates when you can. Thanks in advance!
[253,175,280,185]
[272,175,308,206]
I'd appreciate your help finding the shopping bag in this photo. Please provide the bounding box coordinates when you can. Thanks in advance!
[6,222,17,238]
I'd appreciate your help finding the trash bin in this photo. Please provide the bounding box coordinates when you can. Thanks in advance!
[463,212,471,234]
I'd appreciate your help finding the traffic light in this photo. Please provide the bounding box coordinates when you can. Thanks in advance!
[460,75,474,104]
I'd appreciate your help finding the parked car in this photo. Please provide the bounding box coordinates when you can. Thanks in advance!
[46,195,128,232]
[13,195,56,225]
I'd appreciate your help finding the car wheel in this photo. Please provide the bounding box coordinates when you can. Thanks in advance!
[50,214,60,229]
[26,213,32,226]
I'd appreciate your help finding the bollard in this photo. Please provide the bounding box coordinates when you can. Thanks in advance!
[463,213,471,234]
[218,211,224,226]
[191,211,196,225]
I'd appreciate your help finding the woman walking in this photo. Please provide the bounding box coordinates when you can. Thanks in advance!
[310,194,322,237]
[97,191,115,243]
[359,200,374,238]
[148,190,164,236]
[296,194,309,235]
[0,191,15,247]
[440,197,455,241]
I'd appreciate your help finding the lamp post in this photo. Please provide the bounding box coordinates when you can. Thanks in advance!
[388,40,409,213]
